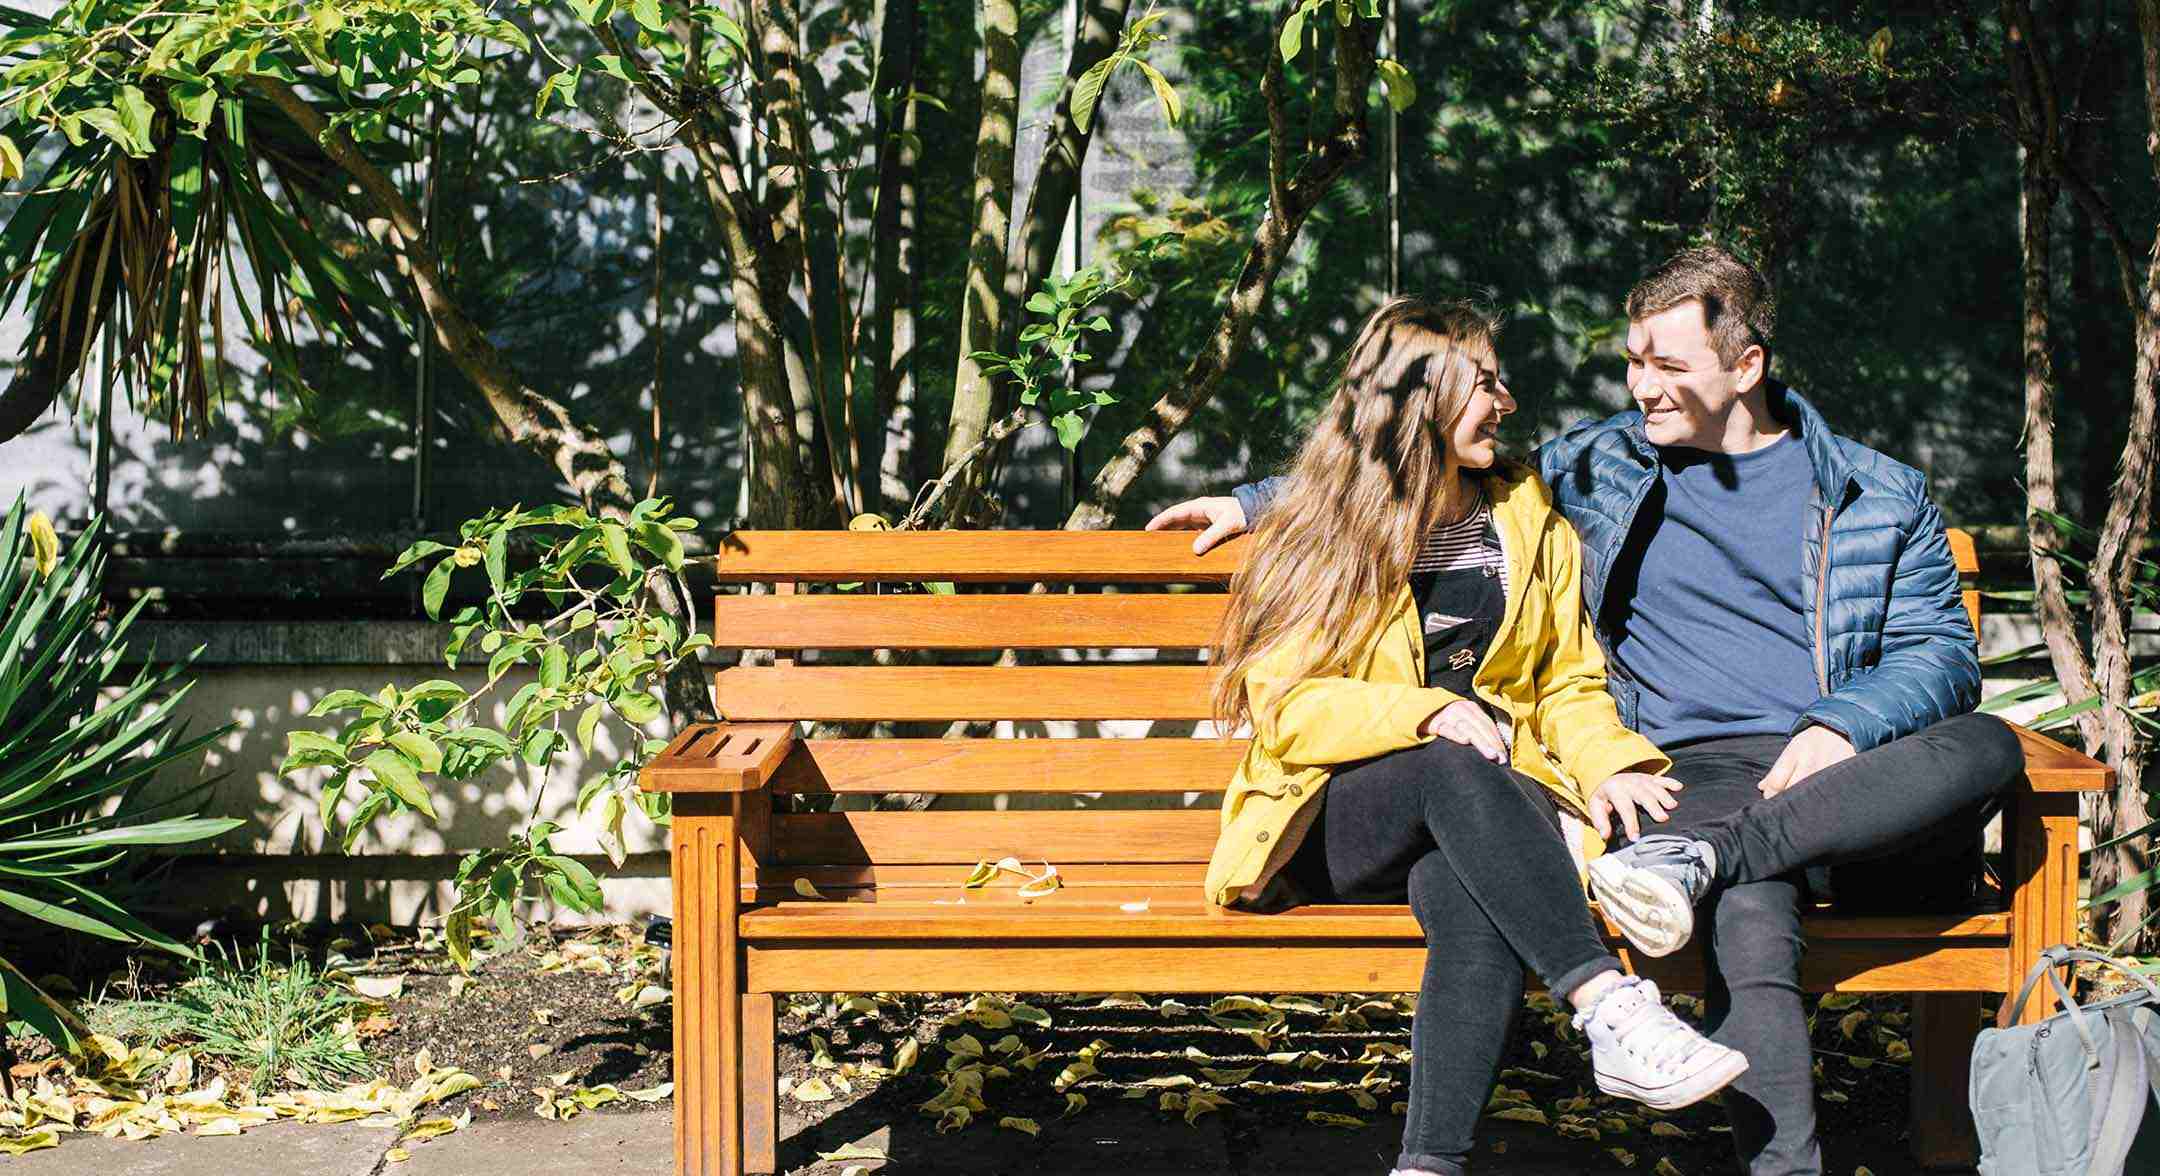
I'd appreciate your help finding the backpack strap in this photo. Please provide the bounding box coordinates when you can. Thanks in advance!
[2086,1008,2153,1176]
[2000,947,2160,1035]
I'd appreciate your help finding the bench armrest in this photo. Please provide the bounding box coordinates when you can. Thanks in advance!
[2008,721,2114,793]
[638,722,797,793]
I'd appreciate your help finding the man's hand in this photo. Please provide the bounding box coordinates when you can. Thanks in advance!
[1758,725,1855,798]
[1419,699,1509,764]
[1589,771,1685,841]
[1145,496,1248,556]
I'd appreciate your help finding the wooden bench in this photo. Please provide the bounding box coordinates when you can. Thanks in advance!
[640,528,2109,1176]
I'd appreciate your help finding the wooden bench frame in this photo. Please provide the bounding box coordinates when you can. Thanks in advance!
[642,529,2110,1176]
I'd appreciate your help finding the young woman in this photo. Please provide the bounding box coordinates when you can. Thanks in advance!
[1202,299,1747,1176]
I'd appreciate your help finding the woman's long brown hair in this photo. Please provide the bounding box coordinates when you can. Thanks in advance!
[1211,298,1499,734]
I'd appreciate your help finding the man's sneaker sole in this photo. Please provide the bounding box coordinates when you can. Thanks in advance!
[1593,1048,1749,1110]
[1588,854,1696,958]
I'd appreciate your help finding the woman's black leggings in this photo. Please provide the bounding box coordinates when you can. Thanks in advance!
[1285,737,1622,1176]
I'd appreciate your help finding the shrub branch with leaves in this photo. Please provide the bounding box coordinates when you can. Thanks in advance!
[281,498,706,970]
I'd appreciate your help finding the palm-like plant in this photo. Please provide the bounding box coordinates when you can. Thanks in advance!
[0,496,238,1053]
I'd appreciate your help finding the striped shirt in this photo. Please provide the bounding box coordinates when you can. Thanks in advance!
[1410,498,1507,581]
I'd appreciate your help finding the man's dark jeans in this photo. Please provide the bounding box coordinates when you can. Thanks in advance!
[1611,712,2024,1176]
[1288,737,1623,1176]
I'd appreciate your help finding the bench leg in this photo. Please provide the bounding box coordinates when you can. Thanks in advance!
[743,992,777,1176]
[1907,993,1980,1169]
[674,795,743,1176]
[2007,787,2082,1023]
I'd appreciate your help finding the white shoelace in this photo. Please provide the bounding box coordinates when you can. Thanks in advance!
[1593,983,1710,1070]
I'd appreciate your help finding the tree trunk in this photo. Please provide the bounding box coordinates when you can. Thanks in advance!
[588,18,837,529]
[942,0,1023,525]
[1065,14,1379,531]
[251,77,635,517]
[2087,0,2160,951]
[752,0,854,513]
[2074,37,2127,516]
[1003,0,1133,339]
[683,124,836,529]
[872,0,923,517]
[2004,5,2104,753]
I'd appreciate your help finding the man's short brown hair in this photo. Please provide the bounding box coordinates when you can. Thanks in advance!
[1625,244,1775,374]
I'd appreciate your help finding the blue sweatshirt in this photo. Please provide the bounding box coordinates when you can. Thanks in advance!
[1605,434,1818,748]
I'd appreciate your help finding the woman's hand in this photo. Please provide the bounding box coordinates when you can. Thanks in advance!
[1589,771,1685,841]
[1420,699,1509,764]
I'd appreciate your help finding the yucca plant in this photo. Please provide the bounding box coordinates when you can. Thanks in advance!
[0,495,239,1055]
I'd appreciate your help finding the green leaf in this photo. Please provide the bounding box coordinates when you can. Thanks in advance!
[445,908,474,972]
[364,748,437,820]
[485,528,508,596]
[0,817,244,853]
[0,132,19,182]
[634,521,686,571]
[520,727,556,766]
[311,689,380,717]
[542,854,605,910]
[540,645,569,688]
[113,85,154,154]
[601,524,636,576]
[577,703,604,754]
[1280,7,1308,62]
[617,692,662,725]
[593,54,632,81]
[1374,57,1416,112]
[385,540,452,579]
[388,731,443,774]
[423,558,455,620]
[281,729,347,773]
[1053,413,1086,451]
[1135,60,1181,125]
[1071,56,1116,134]
[317,771,346,833]
[631,0,666,31]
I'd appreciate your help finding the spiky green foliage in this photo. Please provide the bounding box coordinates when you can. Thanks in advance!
[0,495,240,1047]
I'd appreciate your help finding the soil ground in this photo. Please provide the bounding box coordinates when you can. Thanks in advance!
[9,921,1974,1174]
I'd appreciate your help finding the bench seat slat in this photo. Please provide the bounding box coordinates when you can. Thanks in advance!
[717,666,1216,721]
[770,738,1242,794]
[746,941,2011,995]
[715,593,1227,650]
[714,530,1246,583]
[739,898,2009,942]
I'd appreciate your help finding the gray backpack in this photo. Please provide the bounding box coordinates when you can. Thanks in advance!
[1972,946,2160,1175]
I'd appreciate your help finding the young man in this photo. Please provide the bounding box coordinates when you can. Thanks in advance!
[1150,245,2024,1175]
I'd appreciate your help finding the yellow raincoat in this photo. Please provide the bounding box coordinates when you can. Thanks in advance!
[1204,463,1669,909]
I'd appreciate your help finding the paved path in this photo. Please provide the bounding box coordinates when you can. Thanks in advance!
[7,1107,1959,1174]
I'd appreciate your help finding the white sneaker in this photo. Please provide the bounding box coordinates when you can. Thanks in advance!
[1587,834,1716,958]
[1572,977,1747,1110]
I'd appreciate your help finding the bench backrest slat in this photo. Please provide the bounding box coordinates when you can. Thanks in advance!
[715,665,1216,721]
[771,810,1223,866]
[715,592,1227,650]
[769,739,1242,795]
[715,530,1247,582]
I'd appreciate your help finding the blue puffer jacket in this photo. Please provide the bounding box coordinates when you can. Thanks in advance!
[1232,385,1980,751]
